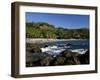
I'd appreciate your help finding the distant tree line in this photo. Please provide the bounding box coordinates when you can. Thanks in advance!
[26,22,89,39]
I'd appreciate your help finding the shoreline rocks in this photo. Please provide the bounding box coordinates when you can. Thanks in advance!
[26,49,89,67]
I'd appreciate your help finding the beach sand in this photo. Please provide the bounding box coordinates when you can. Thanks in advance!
[26,38,87,43]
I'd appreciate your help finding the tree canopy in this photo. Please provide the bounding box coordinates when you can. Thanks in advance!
[26,22,89,39]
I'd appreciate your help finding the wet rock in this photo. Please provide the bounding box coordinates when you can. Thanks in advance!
[61,50,80,57]
[26,57,41,67]
[60,50,81,65]
[66,43,72,46]
[54,56,66,65]
[64,56,81,65]
[26,62,33,67]
[40,56,53,66]
[43,44,48,48]
[78,50,89,64]
[26,48,89,67]
[30,45,41,53]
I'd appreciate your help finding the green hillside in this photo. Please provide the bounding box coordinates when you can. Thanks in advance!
[26,22,89,39]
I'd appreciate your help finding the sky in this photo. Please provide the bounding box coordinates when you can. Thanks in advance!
[26,12,89,29]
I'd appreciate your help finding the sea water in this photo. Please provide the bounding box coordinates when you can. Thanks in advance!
[41,39,89,49]
[40,39,89,55]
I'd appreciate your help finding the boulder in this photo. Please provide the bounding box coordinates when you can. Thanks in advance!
[30,45,41,53]
[61,50,80,57]
[54,56,66,65]
[64,56,81,65]
[61,50,81,65]
[78,50,89,64]
[40,56,53,66]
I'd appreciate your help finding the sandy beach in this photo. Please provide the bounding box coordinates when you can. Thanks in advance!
[26,38,87,44]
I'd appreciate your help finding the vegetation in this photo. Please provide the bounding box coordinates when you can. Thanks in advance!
[26,22,89,39]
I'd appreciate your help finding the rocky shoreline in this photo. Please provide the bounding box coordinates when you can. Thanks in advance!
[26,43,89,67]
[26,38,89,67]
[26,49,89,67]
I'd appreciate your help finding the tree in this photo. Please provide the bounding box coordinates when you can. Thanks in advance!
[26,22,89,39]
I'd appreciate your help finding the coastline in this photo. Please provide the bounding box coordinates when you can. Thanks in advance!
[26,38,88,44]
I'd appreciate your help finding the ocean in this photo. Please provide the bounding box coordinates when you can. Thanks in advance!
[41,39,89,50]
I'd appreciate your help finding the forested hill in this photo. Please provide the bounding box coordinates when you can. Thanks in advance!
[26,22,89,39]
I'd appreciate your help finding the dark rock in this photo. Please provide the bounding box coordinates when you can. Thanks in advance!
[61,50,80,57]
[60,50,81,65]
[66,43,72,46]
[26,47,89,67]
[64,56,81,65]
[78,50,89,64]
[40,56,53,66]
[54,56,66,65]
[26,57,41,67]
[30,45,41,53]
[44,44,48,48]
[26,62,33,67]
